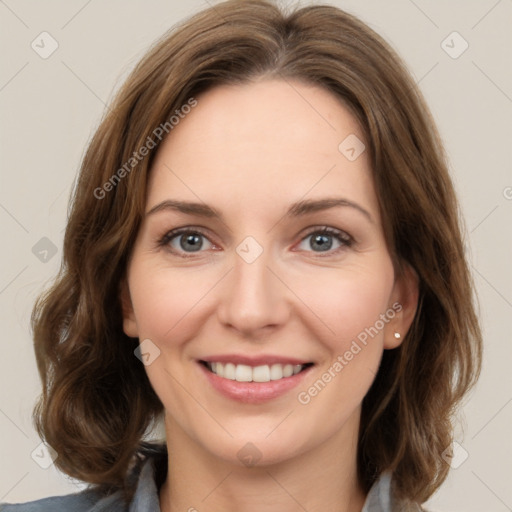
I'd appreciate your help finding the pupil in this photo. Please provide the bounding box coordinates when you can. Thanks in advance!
[180,233,202,252]
[312,234,332,251]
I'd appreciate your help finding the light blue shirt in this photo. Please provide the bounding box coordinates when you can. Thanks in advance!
[0,448,423,511]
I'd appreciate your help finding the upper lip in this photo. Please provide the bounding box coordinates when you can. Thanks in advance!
[199,354,313,366]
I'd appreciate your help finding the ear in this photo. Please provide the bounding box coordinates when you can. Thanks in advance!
[120,279,139,338]
[383,263,419,349]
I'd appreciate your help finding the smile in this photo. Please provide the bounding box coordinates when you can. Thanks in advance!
[198,355,315,403]
[202,361,312,382]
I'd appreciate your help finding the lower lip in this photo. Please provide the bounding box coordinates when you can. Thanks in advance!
[198,362,313,404]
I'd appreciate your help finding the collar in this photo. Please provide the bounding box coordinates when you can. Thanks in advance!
[128,456,162,512]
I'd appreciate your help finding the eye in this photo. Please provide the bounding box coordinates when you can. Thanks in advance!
[159,228,215,255]
[296,227,353,254]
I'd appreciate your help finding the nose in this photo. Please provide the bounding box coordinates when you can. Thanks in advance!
[216,246,290,338]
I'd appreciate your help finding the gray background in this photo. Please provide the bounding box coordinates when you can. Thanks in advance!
[1,0,511,510]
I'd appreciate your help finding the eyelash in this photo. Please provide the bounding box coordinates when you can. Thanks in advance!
[157,226,354,258]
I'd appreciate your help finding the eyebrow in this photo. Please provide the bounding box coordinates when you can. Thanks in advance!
[146,197,373,224]
[287,198,373,223]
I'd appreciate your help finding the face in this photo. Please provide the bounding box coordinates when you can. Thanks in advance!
[122,79,418,467]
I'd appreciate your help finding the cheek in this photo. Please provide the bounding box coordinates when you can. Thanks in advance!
[288,260,395,350]
[292,265,395,427]
[128,263,215,418]
[128,261,222,349]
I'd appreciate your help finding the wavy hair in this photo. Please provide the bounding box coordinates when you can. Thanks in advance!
[32,0,482,504]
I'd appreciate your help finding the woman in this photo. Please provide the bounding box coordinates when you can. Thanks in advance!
[0,0,482,510]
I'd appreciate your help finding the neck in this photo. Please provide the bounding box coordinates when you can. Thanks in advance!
[159,416,366,512]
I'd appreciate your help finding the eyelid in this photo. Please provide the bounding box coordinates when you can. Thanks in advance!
[159,226,211,244]
[158,226,218,257]
[293,226,354,254]
[158,225,354,257]
[300,225,353,242]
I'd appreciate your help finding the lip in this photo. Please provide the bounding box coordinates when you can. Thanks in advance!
[197,359,314,404]
[200,354,311,366]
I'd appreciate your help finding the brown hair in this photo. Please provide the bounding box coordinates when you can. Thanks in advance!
[32,0,482,504]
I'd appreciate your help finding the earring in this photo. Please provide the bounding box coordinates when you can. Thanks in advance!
[394,332,401,339]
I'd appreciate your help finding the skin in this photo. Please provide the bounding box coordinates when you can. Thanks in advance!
[122,79,418,512]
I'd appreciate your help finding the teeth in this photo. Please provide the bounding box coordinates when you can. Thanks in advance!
[253,365,270,382]
[269,364,283,380]
[224,362,236,380]
[235,364,252,382]
[207,362,306,382]
[283,364,294,377]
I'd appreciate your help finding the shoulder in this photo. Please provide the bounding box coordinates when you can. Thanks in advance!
[0,488,126,512]
[363,472,431,512]
[0,444,167,512]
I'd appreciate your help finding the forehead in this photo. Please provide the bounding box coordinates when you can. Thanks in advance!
[147,79,379,223]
